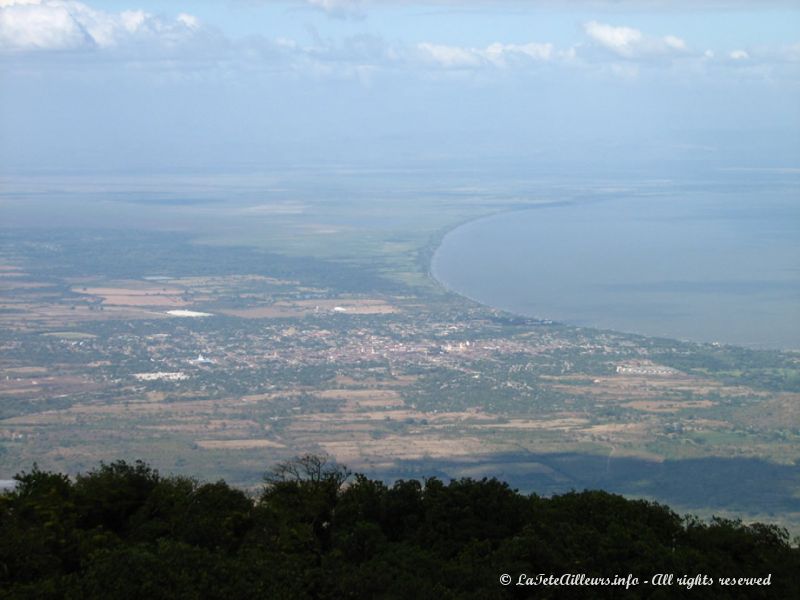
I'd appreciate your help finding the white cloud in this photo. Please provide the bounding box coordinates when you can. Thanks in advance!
[0,2,87,50]
[176,13,199,30]
[119,10,146,33]
[584,21,642,55]
[721,43,800,67]
[583,21,688,59]
[1,0,794,86]
[417,40,561,69]
[417,42,482,68]
[663,35,686,51]
[485,42,554,65]
[0,0,202,52]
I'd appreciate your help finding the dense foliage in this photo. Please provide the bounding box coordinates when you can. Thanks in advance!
[1,457,797,599]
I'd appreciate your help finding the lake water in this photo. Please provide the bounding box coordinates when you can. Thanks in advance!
[432,187,800,349]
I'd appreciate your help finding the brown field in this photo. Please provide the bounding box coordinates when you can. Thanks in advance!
[333,374,418,387]
[74,286,188,307]
[287,409,419,426]
[315,389,405,410]
[138,418,263,435]
[622,399,717,413]
[319,434,490,464]
[316,389,401,400]
[0,373,99,399]
[738,392,800,429]
[238,392,302,404]
[219,306,306,318]
[41,332,97,339]
[343,397,406,409]
[548,373,761,404]
[196,439,286,450]
[0,302,169,326]
[0,281,50,289]
[171,275,298,287]
[1,397,225,425]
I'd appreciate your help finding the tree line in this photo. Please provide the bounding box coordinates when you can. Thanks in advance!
[1,455,797,599]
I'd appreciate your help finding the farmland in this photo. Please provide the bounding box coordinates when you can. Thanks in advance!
[1,171,799,531]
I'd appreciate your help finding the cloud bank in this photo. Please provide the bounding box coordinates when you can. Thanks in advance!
[0,1,795,84]
[583,21,687,58]
[417,41,564,69]
[0,0,202,52]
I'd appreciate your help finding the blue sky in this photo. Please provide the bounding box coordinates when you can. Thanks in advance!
[1,0,798,175]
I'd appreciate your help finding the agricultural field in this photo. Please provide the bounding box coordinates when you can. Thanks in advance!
[1,172,799,531]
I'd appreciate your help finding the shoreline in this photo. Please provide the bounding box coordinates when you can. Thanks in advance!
[424,203,797,353]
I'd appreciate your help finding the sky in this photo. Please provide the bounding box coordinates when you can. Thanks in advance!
[0,0,798,176]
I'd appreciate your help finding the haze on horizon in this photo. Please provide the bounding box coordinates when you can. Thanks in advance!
[1,0,798,177]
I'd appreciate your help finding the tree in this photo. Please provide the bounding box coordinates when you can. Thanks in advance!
[263,454,351,489]
[260,454,351,558]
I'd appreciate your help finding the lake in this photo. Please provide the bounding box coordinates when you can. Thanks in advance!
[431,185,800,349]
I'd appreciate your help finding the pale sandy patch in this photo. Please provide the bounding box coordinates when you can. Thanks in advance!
[3,366,49,374]
[585,423,647,435]
[478,418,590,431]
[166,310,213,317]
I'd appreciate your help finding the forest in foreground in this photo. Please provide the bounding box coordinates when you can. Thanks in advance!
[1,456,797,599]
